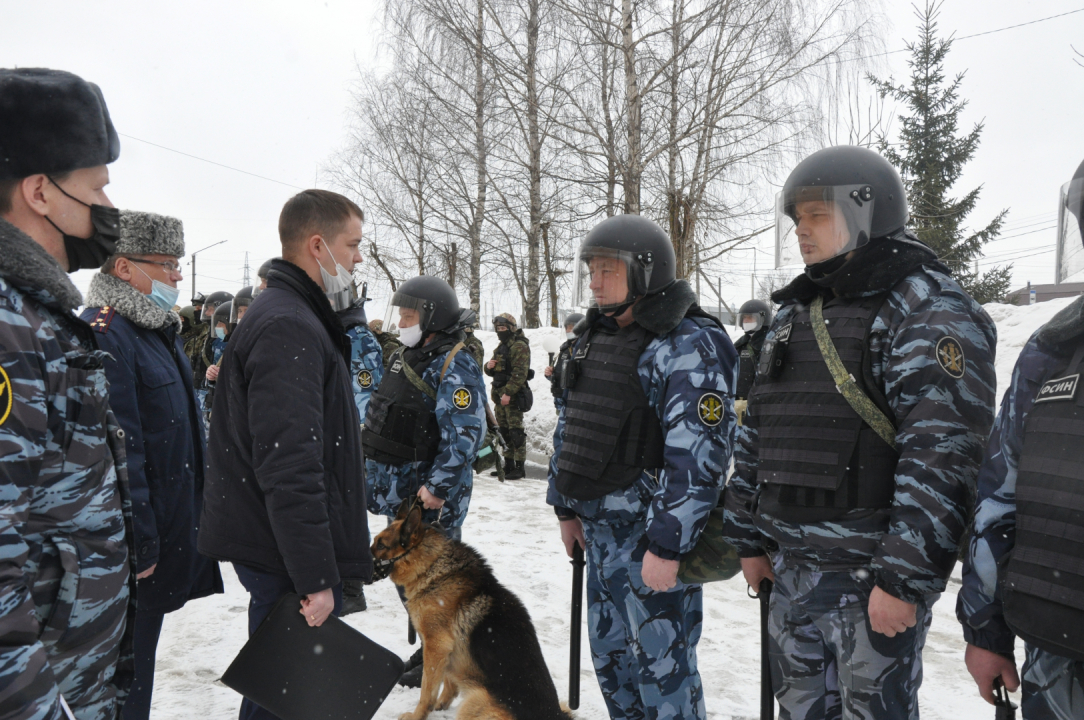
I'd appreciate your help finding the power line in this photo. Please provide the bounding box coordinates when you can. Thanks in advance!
[118,133,306,190]
[864,6,1084,59]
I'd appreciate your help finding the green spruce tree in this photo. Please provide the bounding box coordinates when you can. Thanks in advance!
[871,1,1010,304]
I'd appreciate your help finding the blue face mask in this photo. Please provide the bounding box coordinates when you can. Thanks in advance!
[132,261,180,311]
[214,327,227,340]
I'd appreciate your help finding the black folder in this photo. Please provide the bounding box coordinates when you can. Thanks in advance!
[221,593,404,720]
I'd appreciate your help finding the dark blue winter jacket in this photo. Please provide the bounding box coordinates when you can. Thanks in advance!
[82,277,223,614]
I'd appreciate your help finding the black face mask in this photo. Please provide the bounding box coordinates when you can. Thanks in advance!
[44,176,121,272]
[496,329,513,342]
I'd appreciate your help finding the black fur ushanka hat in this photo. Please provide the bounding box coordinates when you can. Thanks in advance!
[0,67,120,180]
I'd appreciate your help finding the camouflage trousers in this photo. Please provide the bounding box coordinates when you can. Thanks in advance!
[364,459,472,529]
[768,556,934,720]
[494,404,527,462]
[1020,644,1084,720]
[583,518,706,720]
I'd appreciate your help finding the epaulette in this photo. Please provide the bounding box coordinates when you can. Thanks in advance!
[89,306,116,334]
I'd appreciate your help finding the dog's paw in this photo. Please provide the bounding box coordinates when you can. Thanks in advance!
[399,713,423,720]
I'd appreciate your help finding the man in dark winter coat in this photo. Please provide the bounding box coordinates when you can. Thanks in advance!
[0,67,137,720]
[198,190,372,720]
[732,298,771,425]
[81,210,223,719]
[723,146,997,719]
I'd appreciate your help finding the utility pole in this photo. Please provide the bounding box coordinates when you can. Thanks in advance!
[242,252,251,287]
[189,239,228,300]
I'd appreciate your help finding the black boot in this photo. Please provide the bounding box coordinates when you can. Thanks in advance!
[505,460,526,480]
[398,647,425,687]
[340,579,367,616]
[490,457,513,477]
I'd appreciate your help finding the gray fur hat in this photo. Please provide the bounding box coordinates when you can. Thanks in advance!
[118,210,185,257]
[0,68,120,180]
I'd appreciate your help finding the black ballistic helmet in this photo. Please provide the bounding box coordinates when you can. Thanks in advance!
[563,312,585,329]
[212,300,232,328]
[573,214,676,310]
[230,286,254,327]
[192,291,206,306]
[201,290,234,321]
[390,276,461,333]
[257,257,277,280]
[782,145,908,242]
[737,299,771,334]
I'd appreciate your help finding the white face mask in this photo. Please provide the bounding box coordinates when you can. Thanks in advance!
[742,321,759,333]
[566,331,576,340]
[317,245,353,311]
[399,323,424,348]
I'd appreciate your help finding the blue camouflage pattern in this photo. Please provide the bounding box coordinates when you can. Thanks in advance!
[366,345,486,529]
[768,557,935,720]
[0,268,135,716]
[724,266,997,604]
[548,314,737,720]
[956,330,1084,717]
[345,323,384,422]
[1018,643,1084,720]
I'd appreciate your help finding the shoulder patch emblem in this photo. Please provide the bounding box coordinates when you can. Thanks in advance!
[774,323,793,343]
[935,336,966,379]
[1035,374,1079,404]
[89,306,116,334]
[452,387,472,410]
[697,392,724,427]
[0,365,11,426]
[389,358,403,374]
[357,369,374,388]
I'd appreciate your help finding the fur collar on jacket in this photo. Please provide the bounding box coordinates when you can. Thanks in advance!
[86,272,180,331]
[0,217,83,310]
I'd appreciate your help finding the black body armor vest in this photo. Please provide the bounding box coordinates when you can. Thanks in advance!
[362,340,454,465]
[492,337,529,390]
[1001,347,1084,662]
[749,294,898,523]
[555,322,665,501]
[735,330,765,400]
[550,342,573,398]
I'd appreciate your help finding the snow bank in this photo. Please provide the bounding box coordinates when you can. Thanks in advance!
[152,301,1073,718]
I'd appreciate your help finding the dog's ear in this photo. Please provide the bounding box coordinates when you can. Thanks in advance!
[395,498,416,521]
[401,503,424,544]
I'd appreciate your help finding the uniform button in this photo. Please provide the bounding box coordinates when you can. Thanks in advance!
[116,429,126,439]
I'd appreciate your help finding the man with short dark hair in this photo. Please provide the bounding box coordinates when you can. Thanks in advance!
[81,210,223,719]
[198,189,372,720]
[0,67,135,720]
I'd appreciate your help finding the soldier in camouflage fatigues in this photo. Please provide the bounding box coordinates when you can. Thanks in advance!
[485,313,531,478]
[0,68,136,720]
[958,159,1084,720]
[368,319,402,371]
[549,216,737,720]
[464,325,485,367]
[723,146,997,720]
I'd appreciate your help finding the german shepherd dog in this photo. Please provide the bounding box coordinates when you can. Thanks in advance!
[370,501,572,720]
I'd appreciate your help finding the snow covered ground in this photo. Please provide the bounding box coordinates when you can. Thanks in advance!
[150,300,1072,718]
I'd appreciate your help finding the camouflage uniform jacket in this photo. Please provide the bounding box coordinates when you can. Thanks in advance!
[343,321,383,423]
[723,256,997,604]
[374,331,402,371]
[957,301,1084,654]
[0,219,136,719]
[484,330,530,402]
[183,321,208,385]
[547,283,738,559]
[464,333,485,368]
[366,341,487,529]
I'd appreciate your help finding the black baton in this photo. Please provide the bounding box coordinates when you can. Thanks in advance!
[569,541,586,710]
[759,579,774,720]
[408,618,416,646]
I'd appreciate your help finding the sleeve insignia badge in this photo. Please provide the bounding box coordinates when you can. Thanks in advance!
[452,387,473,409]
[935,336,966,379]
[697,392,724,427]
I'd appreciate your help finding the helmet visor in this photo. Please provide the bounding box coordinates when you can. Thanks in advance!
[201,303,216,322]
[386,291,435,332]
[778,184,877,266]
[229,298,252,327]
[572,245,655,311]
[1057,178,1084,283]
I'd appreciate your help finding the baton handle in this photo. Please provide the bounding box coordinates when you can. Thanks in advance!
[569,541,586,710]
[759,579,774,720]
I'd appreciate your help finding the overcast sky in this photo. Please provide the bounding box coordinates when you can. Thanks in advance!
[5,0,1083,315]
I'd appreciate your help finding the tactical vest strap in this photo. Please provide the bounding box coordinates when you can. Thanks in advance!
[811,296,898,450]
[395,342,466,402]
